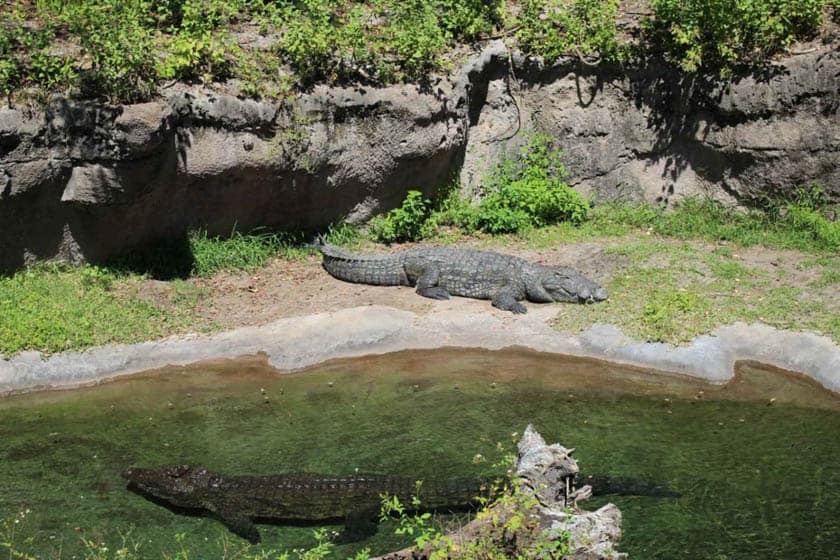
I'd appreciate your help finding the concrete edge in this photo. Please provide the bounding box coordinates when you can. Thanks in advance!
[1,305,838,395]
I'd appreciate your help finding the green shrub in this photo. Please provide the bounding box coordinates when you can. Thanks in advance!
[370,190,433,243]
[387,0,450,79]
[516,0,623,62]
[158,0,241,82]
[28,51,77,91]
[474,135,589,234]
[436,0,504,38]
[647,0,831,74]
[60,0,158,102]
[0,12,23,98]
[277,0,344,83]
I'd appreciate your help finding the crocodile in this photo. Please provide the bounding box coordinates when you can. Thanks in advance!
[319,242,608,313]
[123,465,677,544]
[122,466,487,544]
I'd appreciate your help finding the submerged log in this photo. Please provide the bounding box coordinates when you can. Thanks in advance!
[372,425,626,559]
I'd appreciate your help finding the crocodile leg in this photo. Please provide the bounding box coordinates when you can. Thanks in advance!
[492,287,527,314]
[409,261,450,300]
[338,505,380,543]
[207,502,261,544]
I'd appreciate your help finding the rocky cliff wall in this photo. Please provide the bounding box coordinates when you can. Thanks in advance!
[1,41,837,271]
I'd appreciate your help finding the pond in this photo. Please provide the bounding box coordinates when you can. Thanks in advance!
[1,348,839,559]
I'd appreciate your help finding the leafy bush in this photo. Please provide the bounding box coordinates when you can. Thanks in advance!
[370,190,433,243]
[59,0,158,102]
[516,0,623,62]
[647,0,831,74]
[473,135,589,234]
[157,0,241,82]
[436,0,504,38]
[387,1,450,79]
[0,12,23,98]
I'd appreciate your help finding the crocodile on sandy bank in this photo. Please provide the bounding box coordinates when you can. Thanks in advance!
[122,466,486,544]
[319,243,608,313]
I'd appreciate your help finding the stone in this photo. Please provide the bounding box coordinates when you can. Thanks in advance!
[0,42,837,271]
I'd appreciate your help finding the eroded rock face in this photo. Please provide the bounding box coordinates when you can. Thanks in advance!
[0,42,837,270]
[462,47,840,206]
[0,85,465,270]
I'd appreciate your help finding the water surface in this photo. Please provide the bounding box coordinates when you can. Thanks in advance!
[1,349,838,559]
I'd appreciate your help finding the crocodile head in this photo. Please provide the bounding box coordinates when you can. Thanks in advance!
[535,266,608,304]
[122,465,212,508]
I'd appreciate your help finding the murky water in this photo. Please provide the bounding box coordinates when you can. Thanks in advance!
[1,349,838,559]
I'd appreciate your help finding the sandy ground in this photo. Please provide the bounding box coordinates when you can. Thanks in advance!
[125,235,834,336]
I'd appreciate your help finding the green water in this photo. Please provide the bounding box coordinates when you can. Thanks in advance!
[1,349,839,559]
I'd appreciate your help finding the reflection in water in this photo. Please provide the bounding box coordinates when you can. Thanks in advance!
[0,348,838,559]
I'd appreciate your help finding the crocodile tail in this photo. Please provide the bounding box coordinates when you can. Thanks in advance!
[319,244,409,286]
[409,477,495,510]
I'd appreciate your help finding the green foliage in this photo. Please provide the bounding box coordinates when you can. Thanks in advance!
[0,264,178,355]
[516,0,623,62]
[28,51,77,91]
[473,135,589,234]
[369,191,433,243]
[380,474,569,559]
[436,0,505,38]
[157,0,242,82]
[5,0,836,102]
[379,481,446,553]
[388,1,450,79]
[273,0,503,85]
[0,11,24,98]
[59,0,158,102]
[188,230,300,277]
[588,190,839,254]
[647,0,832,74]
[371,136,588,240]
[275,0,343,83]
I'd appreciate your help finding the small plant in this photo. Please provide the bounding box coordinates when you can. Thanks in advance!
[0,11,23,99]
[62,1,158,102]
[474,134,589,234]
[158,0,240,83]
[386,1,450,79]
[369,190,433,243]
[516,0,623,63]
[436,0,504,38]
[646,0,832,74]
[379,458,570,559]
[0,509,37,560]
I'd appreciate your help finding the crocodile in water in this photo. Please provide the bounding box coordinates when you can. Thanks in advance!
[319,242,608,313]
[123,465,678,544]
[122,465,486,544]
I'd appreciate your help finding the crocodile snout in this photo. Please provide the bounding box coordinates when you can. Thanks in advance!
[592,286,608,302]
[579,285,608,303]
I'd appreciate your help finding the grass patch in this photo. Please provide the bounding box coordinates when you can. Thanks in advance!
[0,265,195,355]
[587,198,840,254]
[0,224,363,356]
[189,224,360,277]
[189,230,310,277]
[553,239,839,344]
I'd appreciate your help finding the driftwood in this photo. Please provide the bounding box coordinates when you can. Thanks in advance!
[372,425,626,560]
